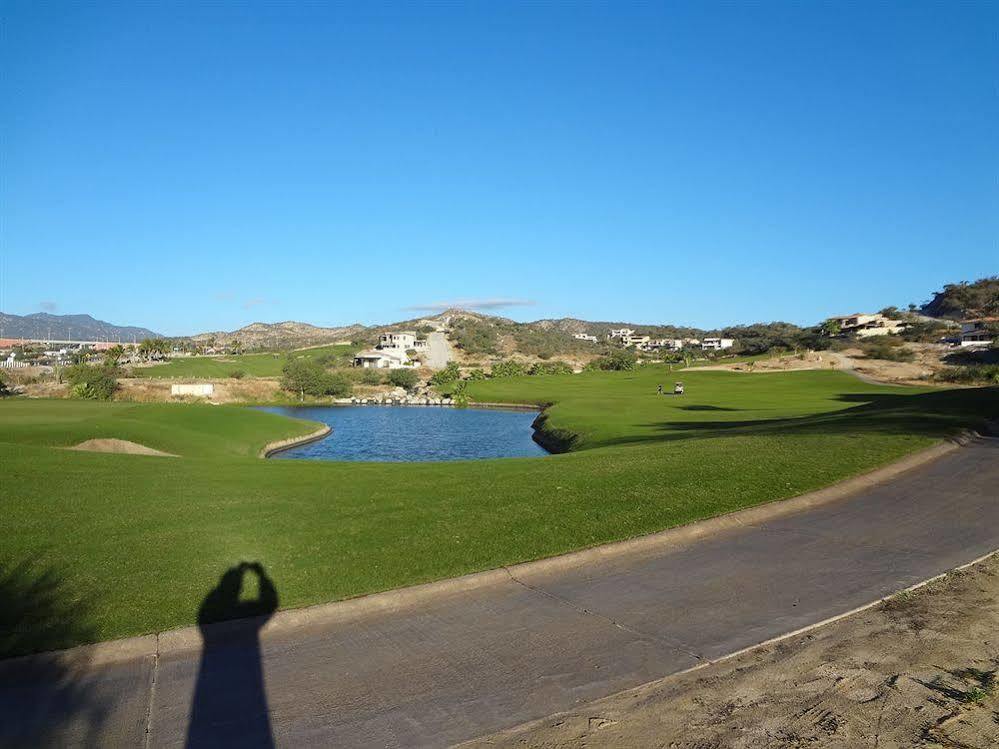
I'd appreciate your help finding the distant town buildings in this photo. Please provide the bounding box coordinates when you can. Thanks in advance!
[960,318,998,347]
[829,313,907,338]
[607,328,635,340]
[572,333,598,342]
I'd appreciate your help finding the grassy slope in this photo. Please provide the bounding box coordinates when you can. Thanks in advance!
[131,344,356,379]
[2,370,996,655]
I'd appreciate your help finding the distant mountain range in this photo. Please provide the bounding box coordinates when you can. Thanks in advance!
[0,312,163,342]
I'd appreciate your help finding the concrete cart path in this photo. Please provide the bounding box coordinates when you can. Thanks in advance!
[425,331,452,370]
[3,436,997,748]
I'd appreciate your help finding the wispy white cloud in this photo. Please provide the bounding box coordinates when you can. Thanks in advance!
[39,301,58,312]
[242,297,274,310]
[404,298,536,313]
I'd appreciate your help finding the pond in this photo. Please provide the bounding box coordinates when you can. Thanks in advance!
[257,405,549,462]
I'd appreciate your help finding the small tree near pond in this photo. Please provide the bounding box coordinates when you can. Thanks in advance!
[281,359,352,399]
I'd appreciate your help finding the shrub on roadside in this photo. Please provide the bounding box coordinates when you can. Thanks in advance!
[65,364,119,401]
[934,364,999,385]
[387,368,419,391]
[429,362,461,386]
[859,337,915,363]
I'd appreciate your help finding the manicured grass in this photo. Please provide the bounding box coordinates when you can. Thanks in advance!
[1,370,996,656]
[131,344,356,379]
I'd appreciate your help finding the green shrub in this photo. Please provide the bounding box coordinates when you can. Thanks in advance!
[451,319,499,354]
[360,369,384,385]
[529,361,573,376]
[589,350,638,371]
[859,337,915,363]
[65,364,119,400]
[0,371,10,397]
[934,364,999,385]
[281,359,352,398]
[491,360,527,378]
[466,368,488,381]
[387,368,419,391]
[229,370,245,379]
[429,362,461,386]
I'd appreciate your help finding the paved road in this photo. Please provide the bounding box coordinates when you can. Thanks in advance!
[2,437,996,748]
[425,331,451,370]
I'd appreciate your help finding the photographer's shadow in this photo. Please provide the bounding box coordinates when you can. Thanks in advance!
[186,562,278,749]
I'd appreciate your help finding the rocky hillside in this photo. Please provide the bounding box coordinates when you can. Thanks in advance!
[921,276,999,320]
[0,312,162,341]
[190,321,366,350]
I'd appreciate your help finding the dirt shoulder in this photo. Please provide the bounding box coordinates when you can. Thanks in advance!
[467,554,999,749]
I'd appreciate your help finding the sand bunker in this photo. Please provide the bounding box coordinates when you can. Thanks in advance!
[68,439,177,457]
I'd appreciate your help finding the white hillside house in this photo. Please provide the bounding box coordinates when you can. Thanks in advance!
[378,332,428,351]
[701,337,735,351]
[354,330,426,369]
[608,328,635,340]
[573,333,598,342]
[960,319,997,347]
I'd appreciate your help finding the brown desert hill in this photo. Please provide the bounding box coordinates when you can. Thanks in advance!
[190,320,367,349]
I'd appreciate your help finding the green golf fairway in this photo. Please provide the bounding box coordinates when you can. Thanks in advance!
[130,344,356,379]
[2,368,996,656]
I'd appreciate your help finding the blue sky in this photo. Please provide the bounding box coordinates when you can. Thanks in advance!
[2,1,996,336]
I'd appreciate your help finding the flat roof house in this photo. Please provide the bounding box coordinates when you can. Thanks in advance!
[608,328,635,340]
[960,318,998,347]
[573,333,598,342]
[378,332,427,351]
[830,313,907,338]
[353,348,412,369]
[701,337,735,351]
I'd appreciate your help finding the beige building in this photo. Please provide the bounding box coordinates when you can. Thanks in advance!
[830,313,907,338]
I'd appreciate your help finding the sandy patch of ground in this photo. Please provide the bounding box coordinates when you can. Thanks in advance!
[467,554,999,749]
[115,377,283,403]
[67,438,177,457]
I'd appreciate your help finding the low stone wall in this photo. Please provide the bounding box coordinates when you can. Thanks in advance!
[259,425,332,458]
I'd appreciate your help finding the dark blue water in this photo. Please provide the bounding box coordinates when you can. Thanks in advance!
[258,405,549,462]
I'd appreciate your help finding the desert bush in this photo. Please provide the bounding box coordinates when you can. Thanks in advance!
[934,364,999,385]
[529,361,573,376]
[859,337,915,362]
[66,364,119,400]
[387,368,419,391]
[229,370,245,379]
[281,359,352,398]
[360,368,384,385]
[451,319,499,354]
[429,362,461,386]
[588,350,638,371]
[491,360,527,378]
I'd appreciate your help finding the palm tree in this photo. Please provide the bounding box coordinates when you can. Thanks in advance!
[103,345,125,366]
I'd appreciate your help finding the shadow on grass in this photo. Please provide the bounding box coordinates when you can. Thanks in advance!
[604,387,999,448]
[675,404,742,412]
[187,562,279,749]
[0,559,110,746]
